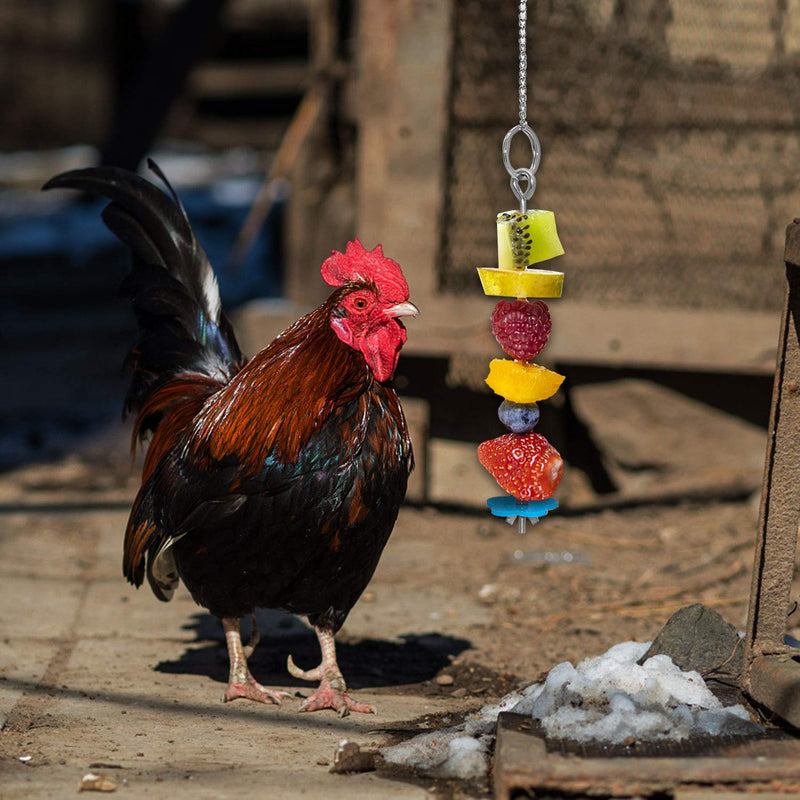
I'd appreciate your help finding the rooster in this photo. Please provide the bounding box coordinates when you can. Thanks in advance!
[45,162,417,716]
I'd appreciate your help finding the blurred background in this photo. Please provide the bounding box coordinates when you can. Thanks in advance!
[1,0,795,510]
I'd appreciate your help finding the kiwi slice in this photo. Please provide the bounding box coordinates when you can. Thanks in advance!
[496,209,565,270]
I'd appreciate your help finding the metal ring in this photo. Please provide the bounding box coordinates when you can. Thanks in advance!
[510,167,536,199]
[510,167,536,213]
[502,123,541,180]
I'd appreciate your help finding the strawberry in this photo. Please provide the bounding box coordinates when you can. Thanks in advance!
[491,299,551,361]
[477,432,563,501]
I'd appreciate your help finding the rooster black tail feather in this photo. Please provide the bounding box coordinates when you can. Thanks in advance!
[44,162,244,430]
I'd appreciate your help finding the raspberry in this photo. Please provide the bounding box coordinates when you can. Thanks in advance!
[491,299,551,361]
[477,432,563,501]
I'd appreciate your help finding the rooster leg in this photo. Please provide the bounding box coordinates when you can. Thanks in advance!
[221,617,291,705]
[242,613,260,658]
[287,627,375,717]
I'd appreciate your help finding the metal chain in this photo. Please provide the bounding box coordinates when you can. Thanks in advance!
[503,0,539,212]
[518,0,527,126]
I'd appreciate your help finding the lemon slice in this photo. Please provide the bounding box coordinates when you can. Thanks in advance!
[477,267,564,298]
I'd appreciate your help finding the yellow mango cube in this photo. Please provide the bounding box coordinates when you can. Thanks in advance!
[485,359,565,403]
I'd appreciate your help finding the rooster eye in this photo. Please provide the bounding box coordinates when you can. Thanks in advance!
[353,297,368,310]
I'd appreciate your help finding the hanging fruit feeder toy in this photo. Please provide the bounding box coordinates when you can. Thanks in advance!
[476,10,566,533]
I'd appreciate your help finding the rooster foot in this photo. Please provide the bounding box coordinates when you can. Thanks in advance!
[221,615,290,705]
[223,675,291,705]
[298,677,375,717]
[288,627,375,717]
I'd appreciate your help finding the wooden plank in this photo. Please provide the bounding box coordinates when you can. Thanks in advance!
[185,117,292,150]
[413,300,780,375]
[232,298,781,375]
[748,656,800,729]
[677,794,800,800]
[189,61,308,96]
[571,379,766,498]
[399,397,429,503]
[547,302,779,375]
[494,713,800,800]
[428,439,496,508]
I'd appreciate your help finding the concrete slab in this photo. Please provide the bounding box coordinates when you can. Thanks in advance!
[428,439,497,508]
[3,632,453,799]
[1,511,89,580]
[0,487,475,799]
[3,762,431,800]
[0,575,84,640]
[0,640,60,731]
[75,579,204,641]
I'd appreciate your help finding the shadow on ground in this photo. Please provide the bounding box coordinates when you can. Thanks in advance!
[155,610,471,690]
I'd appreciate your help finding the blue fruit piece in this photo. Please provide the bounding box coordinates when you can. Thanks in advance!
[498,400,540,433]
[487,496,559,518]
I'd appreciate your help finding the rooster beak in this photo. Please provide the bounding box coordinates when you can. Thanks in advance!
[386,301,419,319]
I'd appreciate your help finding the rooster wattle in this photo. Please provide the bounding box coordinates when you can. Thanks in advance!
[44,162,417,715]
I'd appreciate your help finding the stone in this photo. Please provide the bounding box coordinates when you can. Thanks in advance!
[570,378,766,500]
[638,603,743,678]
[329,741,376,774]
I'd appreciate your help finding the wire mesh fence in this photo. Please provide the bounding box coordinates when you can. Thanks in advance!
[441,0,800,312]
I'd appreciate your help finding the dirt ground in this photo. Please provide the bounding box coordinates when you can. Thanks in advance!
[0,404,775,799]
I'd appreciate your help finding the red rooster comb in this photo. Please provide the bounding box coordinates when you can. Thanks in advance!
[321,239,409,303]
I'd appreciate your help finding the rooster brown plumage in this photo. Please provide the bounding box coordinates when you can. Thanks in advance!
[44,162,417,715]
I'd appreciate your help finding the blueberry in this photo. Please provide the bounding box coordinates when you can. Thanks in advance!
[498,400,540,433]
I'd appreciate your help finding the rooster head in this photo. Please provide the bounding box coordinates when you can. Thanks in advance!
[321,240,418,382]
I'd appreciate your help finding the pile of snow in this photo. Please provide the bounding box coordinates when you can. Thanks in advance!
[381,730,489,780]
[529,641,760,743]
[381,641,762,781]
[381,689,538,780]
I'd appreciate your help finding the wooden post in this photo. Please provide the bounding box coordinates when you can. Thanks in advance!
[743,220,800,727]
[100,0,228,170]
[284,0,345,309]
[355,0,454,301]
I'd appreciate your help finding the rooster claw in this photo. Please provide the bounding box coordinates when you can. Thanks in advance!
[298,680,375,716]
[223,679,291,705]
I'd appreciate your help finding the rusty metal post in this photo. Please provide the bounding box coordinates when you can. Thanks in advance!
[743,221,800,725]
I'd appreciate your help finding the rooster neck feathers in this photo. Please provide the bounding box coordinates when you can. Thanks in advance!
[192,288,401,470]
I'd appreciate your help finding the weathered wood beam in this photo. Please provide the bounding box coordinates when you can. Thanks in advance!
[355,0,454,301]
[743,221,800,727]
[233,297,780,375]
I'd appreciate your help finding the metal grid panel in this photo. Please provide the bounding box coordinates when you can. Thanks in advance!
[441,0,800,311]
